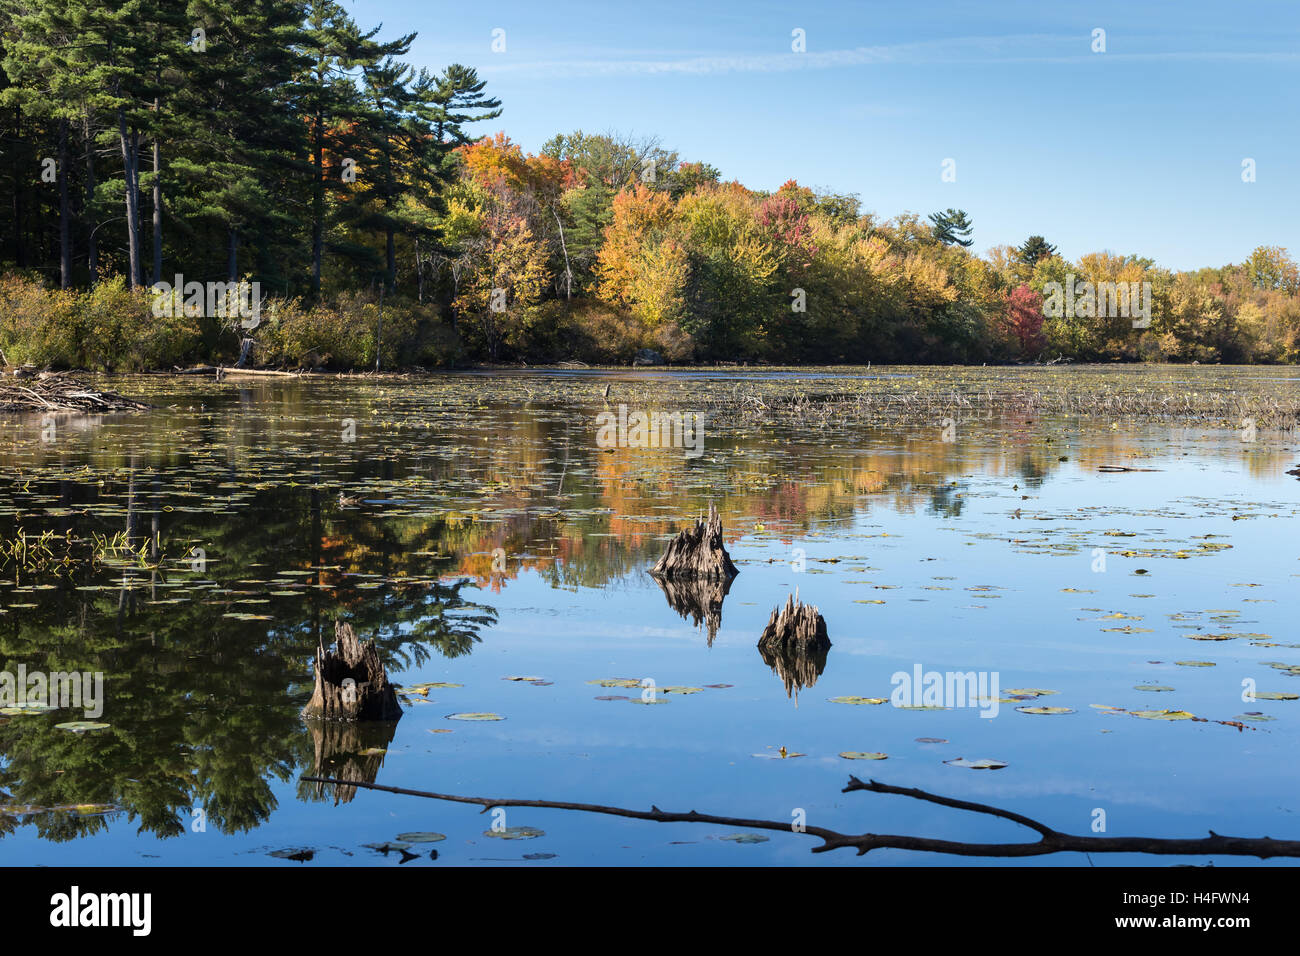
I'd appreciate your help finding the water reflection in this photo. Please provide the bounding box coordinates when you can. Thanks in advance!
[1,372,1297,852]
[654,574,732,646]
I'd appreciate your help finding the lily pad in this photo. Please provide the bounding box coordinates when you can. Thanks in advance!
[1130,709,1196,720]
[839,751,888,760]
[827,696,887,705]
[1015,706,1074,715]
[53,721,111,732]
[483,826,544,840]
[395,832,446,843]
[445,712,504,721]
[944,757,1007,770]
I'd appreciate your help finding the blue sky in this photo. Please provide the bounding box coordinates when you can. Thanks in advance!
[363,0,1299,271]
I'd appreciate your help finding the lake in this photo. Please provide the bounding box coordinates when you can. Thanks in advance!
[1,365,1298,866]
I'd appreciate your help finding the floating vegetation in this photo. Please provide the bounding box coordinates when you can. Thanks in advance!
[445,712,504,721]
[1015,706,1074,715]
[483,826,544,840]
[395,832,446,843]
[827,696,887,705]
[53,721,111,732]
[839,751,888,760]
[719,833,769,844]
[944,758,1007,770]
[1130,710,1196,720]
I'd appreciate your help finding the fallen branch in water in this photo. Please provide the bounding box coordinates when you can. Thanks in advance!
[298,775,1300,860]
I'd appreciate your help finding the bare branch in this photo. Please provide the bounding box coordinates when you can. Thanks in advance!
[300,775,1300,860]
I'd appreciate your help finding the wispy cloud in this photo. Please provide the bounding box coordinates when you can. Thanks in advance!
[480,34,1300,78]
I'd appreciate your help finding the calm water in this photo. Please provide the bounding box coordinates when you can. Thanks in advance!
[1,367,1298,866]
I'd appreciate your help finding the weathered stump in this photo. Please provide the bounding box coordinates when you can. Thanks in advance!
[756,592,831,699]
[302,621,403,721]
[655,574,733,646]
[649,502,738,581]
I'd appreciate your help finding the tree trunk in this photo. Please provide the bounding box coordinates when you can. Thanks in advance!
[311,113,324,296]
[227,227,238,282]
[117,108,141,288]
[302,621,403,721]
[84,114,97,285]
[151,131,162,286]
[552,205,572,300]
[58,119,71,288]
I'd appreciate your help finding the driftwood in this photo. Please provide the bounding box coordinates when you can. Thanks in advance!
[218,366,301,378]
[649,502,738,581]
[299,774,1300,861]
[655,574,732,646]
[302,621,403,721]
[0,376,150,412]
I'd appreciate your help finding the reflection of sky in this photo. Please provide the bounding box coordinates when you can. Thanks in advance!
[415,432,1297,866]
[5,418,1298,866]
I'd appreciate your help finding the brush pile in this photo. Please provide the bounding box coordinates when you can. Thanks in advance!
[0,372,150,412]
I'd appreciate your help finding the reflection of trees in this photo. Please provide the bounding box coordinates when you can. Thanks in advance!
[0,473,496,844]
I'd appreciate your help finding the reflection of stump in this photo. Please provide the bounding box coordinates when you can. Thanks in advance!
[302,621,403,721]
[649,502,738,581]
[655,574,732,646]
[756,592,831,699]
[305,720,398,805]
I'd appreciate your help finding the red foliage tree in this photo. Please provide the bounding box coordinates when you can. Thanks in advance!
[1004,284,1047,356]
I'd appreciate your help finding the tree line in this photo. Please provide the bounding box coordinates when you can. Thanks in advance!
[2,0,1298,369]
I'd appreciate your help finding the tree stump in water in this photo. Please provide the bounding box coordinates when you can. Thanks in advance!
[302,621,403,721]
[757,592,831,699]
[649,502,738,582]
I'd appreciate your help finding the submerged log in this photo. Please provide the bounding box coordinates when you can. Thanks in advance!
[302,621,403,721]
[757,591,831,698]
[655,574,733,646]
[649,502,738,581]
